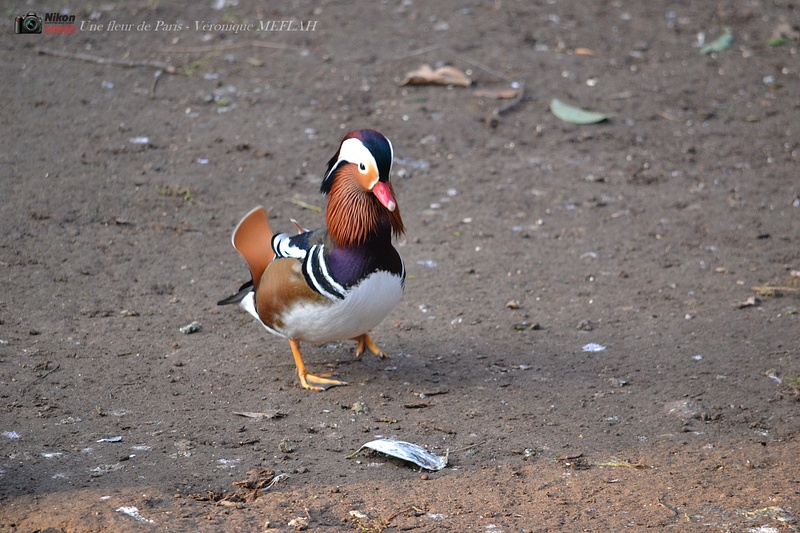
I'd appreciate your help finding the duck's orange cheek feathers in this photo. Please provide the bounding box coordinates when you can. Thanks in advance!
[255,259,325,329]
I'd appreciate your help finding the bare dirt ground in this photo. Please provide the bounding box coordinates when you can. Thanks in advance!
[2,1,799,531]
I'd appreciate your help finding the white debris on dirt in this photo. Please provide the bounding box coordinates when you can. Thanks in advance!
[116,506,155,524]
[582,343,606,352]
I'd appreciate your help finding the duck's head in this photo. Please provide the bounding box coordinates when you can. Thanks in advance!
[321,129,404,246]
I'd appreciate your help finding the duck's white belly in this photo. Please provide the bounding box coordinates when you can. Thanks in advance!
[243,271,403,343]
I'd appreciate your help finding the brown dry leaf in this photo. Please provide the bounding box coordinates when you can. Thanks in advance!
[231,468,275,490]
[401,64,471,87]
[222,468,283,503]
[473,87,518,99]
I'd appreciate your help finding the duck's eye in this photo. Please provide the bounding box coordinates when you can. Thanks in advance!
[359,162,367,172]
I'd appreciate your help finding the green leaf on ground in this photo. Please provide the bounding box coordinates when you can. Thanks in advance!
[550,98,609,124]
[701,28,733,55]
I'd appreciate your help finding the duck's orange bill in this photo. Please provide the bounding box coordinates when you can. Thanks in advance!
[372,181,396,212]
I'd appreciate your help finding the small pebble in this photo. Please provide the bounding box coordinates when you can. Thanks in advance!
[179,321,202,334]
[420,474,429,481]
[351,401,369,415]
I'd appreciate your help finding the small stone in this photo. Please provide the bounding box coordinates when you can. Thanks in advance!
[179,321,202,334]
[664,400,703,421]
[351,401,369,415]
[288,517,308,531]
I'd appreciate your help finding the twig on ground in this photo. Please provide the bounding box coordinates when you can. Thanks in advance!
[35,47,176,72]
[21,363,61,395]
[385,506,424,525]
[453,52,513,83]
[448,440,486,453]
[150,70,163,98]
[492,82,525,116]
[389,44,444,61]
[160,40,301,53]
[753,285,800,294]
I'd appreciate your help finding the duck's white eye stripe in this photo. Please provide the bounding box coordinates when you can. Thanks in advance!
[336,138,376,174]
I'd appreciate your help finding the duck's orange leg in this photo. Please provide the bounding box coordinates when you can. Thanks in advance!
[352,333,389,358]
[289,339,346,391]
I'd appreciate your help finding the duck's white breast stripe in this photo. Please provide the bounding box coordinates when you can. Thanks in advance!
[303,245,347,300]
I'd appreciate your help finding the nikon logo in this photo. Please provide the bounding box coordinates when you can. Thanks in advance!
[44,13,76,23]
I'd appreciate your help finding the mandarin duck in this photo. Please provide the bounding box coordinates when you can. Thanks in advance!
[218,129,405,391]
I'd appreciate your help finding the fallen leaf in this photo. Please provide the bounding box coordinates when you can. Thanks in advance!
[550,98,609,124]
[574,47,598,56]
[701,27,733,55]
[401,64,471,87]
[349,438,448,471]
[220,470,289,503]
[231,468,275,490]
[473,87,518,99]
